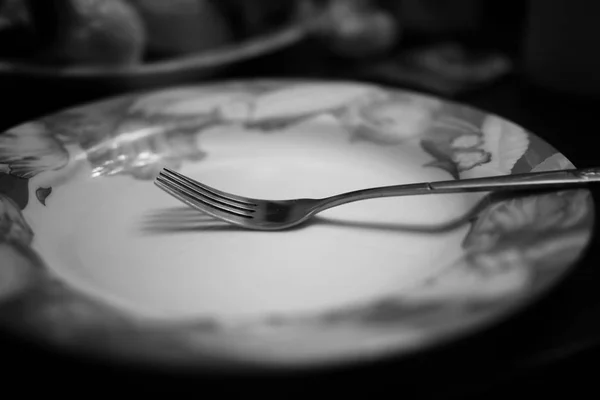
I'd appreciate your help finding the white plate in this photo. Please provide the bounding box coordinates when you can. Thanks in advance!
[0,80,593,370]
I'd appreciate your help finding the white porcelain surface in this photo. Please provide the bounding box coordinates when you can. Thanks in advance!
[0,80,593,368]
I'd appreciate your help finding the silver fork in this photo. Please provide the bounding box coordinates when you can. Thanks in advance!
[154,167,600,231]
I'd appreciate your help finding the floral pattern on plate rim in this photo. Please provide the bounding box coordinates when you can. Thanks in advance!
[0,80,594,367]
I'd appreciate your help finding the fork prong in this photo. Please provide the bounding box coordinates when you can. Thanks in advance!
[158,170,256,212]
[162,168,257,206]
[154,179,206,213]
[155,176,254,219]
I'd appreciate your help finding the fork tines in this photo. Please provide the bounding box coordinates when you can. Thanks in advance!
[154,168,257,218]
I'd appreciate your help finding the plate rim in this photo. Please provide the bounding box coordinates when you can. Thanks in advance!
[0,78,594,371]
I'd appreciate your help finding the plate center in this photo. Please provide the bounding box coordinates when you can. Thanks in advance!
[26,123,473,322]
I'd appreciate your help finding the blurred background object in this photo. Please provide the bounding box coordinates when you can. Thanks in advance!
[1,0,596,99]
[0,0,528,96]
[326,0,518,96]
[1,0,295,65]
[0,0,310,89]
[24,0,146,66]
[309,0,399,58]
[128,0,232,59]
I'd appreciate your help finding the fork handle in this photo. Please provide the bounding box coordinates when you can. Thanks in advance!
[316,167,600,211]
[429,167,600,191]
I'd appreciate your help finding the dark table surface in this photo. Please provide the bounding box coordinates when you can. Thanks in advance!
[0,40,599,397]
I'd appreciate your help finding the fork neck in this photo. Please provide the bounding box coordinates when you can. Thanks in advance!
[313,183,433,213]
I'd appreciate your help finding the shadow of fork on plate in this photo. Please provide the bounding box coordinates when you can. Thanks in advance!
[138,207,238,234]
[138,190,554,235]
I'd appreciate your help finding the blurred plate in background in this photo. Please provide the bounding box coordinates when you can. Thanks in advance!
[0,0,313,90]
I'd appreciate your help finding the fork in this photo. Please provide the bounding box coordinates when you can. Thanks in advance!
[154,167,600,231]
